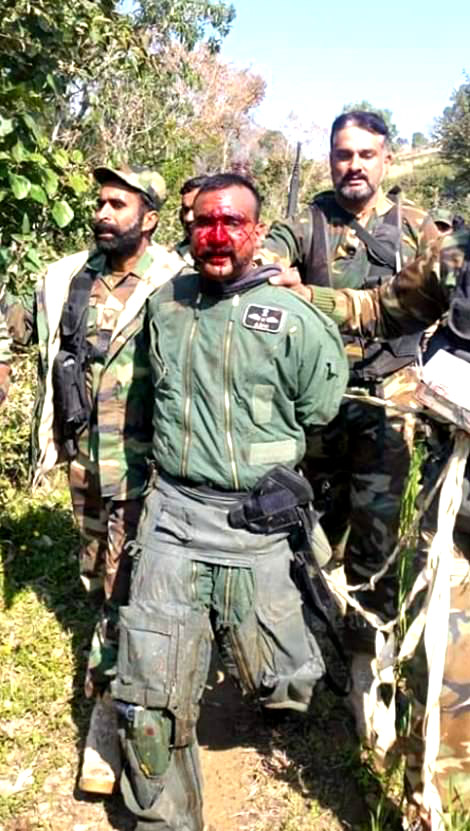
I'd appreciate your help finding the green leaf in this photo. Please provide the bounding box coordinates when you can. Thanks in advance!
[67,173,89,194]
[30,184,48,205]
[8,173,31,200]
[53,148,69,169]
[29,152,47,164]
[41,168,58,198]
[46,73,58,93]
[25,247,42,271]
[21,213,31,234]
[52,200,74,228]
[71,149,84,164]
[0,190,7,203]
[11,141,29,164]
[0,116,14,138]
[22,113,44,144]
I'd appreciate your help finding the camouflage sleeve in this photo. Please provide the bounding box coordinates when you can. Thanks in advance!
[259,209,313,268]
[401,205,440,261]
[310,237,449,340]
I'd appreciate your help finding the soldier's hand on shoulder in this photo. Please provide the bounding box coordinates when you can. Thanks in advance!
[269,267,312,301]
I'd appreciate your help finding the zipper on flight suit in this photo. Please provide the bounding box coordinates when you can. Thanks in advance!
[223,566,255,693]
[181,294,202,478]
[223,295,240,490]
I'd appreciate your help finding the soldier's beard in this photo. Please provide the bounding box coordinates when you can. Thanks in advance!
[337,176,375,204]
[93,217,143,257]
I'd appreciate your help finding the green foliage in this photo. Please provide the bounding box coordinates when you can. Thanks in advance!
[386,161,470,221]
[435,78,470,182]
[411,131,429,149]
[131,0,235,51]
[0,0,237,296]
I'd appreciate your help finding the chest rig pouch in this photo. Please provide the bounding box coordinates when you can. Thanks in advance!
[305,196,422,385]
[52,264,96,459]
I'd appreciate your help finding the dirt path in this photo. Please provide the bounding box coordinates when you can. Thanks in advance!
[3,652,374,831]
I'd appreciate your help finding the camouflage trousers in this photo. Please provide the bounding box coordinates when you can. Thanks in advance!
[303,397,413,651]
[69,453,143,696]
[112,474,325,830]
[404,440,470,814]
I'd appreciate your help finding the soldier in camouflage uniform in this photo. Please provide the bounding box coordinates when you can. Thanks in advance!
[173,175,207,266]
[6,165,183,794]
[263,112,439,660]
[274,229,470,819]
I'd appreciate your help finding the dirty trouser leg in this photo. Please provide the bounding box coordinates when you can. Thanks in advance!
[70,451,144,695]
[86,496,143,696]
[343,400,412,651]
[69,454,108,595]
[212,549,325,711]
[113,487,213,831]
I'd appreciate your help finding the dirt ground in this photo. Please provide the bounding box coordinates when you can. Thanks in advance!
[2,647,383,831]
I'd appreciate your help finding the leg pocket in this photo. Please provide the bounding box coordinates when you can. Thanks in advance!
[113,603,211,743]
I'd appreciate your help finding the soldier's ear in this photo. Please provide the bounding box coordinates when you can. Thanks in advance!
[143,210,159,235]
[254,221,266,249]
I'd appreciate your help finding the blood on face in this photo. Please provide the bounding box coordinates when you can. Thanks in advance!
[191,187,260,281]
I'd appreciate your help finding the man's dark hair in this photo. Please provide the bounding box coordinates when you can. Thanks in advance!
[330,110,390,149]
[194,173,263,220]
[180,175,209,197]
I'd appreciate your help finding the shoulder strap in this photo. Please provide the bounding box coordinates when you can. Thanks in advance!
[348,215,397,271]
[305,203,332,286]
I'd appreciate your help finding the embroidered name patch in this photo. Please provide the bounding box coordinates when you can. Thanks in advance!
[242,304,286,333]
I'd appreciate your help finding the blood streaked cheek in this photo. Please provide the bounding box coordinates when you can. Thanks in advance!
[193,221,232,255]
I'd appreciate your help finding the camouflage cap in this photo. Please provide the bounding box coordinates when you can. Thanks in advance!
[433,208,453,230]
[93,164,166,210]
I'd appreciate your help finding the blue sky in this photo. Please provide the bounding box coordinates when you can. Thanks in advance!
[220,0,470,151]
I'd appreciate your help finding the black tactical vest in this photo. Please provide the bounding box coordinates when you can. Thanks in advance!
[52,264,96,457]
[304,194,422,384]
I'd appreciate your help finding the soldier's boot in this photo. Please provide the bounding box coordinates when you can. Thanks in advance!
[79,691,121,794]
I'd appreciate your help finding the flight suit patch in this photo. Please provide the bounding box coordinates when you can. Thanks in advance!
[242,304,286,333]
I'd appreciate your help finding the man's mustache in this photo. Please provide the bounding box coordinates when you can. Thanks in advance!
[93,221,119,236]
[341,173,369,185]
[200,248,233,259]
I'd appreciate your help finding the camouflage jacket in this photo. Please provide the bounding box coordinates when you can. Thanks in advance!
[262,188,439,288]
[29,243,183,497]
[308,229,470,339]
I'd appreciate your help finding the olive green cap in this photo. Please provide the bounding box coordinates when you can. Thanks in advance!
[432,208,453,230]
[93,164,166,210]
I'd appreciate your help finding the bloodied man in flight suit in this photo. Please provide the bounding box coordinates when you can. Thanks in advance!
[111,173,349,830]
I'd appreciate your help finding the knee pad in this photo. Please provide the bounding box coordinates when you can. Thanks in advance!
[112,603,211,746]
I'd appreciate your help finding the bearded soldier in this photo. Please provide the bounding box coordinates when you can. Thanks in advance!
[263,111,439,722]
[6,165,183,793]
